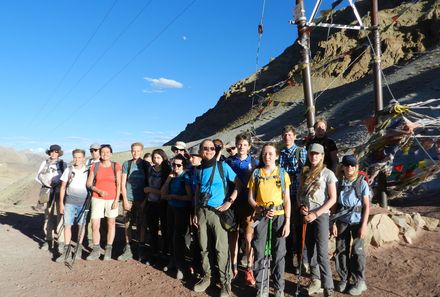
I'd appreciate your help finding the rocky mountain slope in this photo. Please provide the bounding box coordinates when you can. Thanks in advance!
[166,0,440,145]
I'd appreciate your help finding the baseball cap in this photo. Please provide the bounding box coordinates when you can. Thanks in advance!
[342,155,358,166]
[309,143,324,154]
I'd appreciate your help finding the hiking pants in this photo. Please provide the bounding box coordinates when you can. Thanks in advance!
[167,205,190,270]
[306,213,334,289]
[197,207,231,287]
[252,215,286,291]
[146,200,168,254]
[335,222,366,283]
[44,191,63,244]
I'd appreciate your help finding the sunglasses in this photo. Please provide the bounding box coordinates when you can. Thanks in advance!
[226,147,236,153]
[50,150,60,154]
[90,149,99,152]
[172,163,183,168]
[203,146,216,151]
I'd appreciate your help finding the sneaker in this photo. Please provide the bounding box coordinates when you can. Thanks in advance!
[86,245,101,261]
[348,281,367,296]
[176,269,184,280]
[117,245,133,261]
[256,286,269,297]
[308,279,323,295]
[324,288,335,297]
[103,245,112,261]
[245,268,256,286]
[274,289,285,297]
[336,280,347,293]
[194,274,211,292]
[220,285,231,297]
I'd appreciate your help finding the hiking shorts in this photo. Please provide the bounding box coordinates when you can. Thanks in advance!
[64,203,86,225]
[234,198,255,235]
[91,198,118,219]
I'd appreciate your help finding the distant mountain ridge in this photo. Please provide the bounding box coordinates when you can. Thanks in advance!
[166,0,440,145]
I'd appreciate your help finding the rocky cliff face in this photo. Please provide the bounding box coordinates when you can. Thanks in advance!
[166,0,440,145]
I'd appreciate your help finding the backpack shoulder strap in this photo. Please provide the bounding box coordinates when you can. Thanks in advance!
[217,161,227,194]
[354,174,365,201]
[278,166,286,196]
[93,162,100,186]
[126,160,133,176]
[112,162,117,186]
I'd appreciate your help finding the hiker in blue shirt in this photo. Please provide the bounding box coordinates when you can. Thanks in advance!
[279,125,307,273]
[161,154,193,280]
[332,155,370,296]
[193,139,239,297]
[225,133,258,285]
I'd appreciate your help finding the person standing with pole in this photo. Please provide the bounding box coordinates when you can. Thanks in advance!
[248,143,291,297]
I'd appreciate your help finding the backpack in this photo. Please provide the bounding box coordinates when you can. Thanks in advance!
[337,171,371,202]
[252,166,286,197]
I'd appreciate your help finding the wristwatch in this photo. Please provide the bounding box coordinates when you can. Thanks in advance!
[227,197,235,203]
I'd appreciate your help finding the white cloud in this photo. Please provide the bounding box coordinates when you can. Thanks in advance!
[143,77,183,93]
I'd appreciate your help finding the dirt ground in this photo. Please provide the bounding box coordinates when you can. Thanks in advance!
[0,190,439,297]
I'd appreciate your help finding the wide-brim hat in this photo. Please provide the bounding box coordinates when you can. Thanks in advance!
[46,144,63,156]
[309,143,324,154]
[171,141,187,152]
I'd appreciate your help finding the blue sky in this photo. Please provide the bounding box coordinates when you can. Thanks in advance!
[0,0,333,155]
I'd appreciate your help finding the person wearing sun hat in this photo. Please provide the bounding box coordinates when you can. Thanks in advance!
[171,141,187,155]
[35,144,67,252]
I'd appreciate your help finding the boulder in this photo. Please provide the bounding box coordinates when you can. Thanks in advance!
[412,213,426,230]
[368,214,400,247]
[403,226,417,244]
[421,216,439,231]
[390,214,412,233]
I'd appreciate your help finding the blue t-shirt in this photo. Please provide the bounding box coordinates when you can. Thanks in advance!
[338,178,370,224]
[197,161,236,208]
[168,172,191,208]
[122,159,149,202]
[226,155,258,200]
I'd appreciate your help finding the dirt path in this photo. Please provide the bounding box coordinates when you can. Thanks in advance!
[1,193,439,297]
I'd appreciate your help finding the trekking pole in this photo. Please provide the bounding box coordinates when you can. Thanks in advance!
[65,193,92,269]
[260,217,273,297]
[294,216,307,297]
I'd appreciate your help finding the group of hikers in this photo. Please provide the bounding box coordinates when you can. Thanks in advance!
[35,118,371,297]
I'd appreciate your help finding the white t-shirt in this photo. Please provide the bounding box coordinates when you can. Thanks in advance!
[61,165,88,205]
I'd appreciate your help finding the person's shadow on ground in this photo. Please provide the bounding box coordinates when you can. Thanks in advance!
[0,210,45,244]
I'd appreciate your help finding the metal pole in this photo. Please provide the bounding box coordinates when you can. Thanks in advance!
[371,0,387,208]
[295,0,315,137]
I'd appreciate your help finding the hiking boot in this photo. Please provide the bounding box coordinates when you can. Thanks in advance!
[194,274,211,292]
[308,279,323,295]
[324,288,335,297]
[274,289,285,297]
[176,269,184,280]
[348,281,367,296]
[163,260,175,272]
[103,245,112,261]
[55,246,68,263]
[72,244,83,261]
[302,262,310,274]
[137,244,146,262]
[220,284,231,297]
[56,242,65,254]
[245,268,256,286]
[336,280,347,293]
[40,241,50,251]
[256,286,269,297]
[117,244,133,261]
[86,245,101,261]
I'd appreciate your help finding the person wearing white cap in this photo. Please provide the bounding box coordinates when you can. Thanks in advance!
[298,143,337,297]
[86,143,101,168]
[171,141,187,156]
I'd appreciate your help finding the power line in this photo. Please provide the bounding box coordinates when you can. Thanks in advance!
[50,0,198,133]
[38,0,154,127]
[27,0,119,127]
